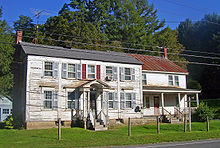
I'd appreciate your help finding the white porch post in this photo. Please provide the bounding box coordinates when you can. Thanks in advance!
[161,93,164,115]
[178,93,181,108]
[196,93,199,107]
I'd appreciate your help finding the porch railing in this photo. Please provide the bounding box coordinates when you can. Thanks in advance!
[174,107,184,121]
[89,110,95,127]
[97,110,108,126]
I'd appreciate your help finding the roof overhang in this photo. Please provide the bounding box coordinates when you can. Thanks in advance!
[142,70,189,75]
[143,86,201,94]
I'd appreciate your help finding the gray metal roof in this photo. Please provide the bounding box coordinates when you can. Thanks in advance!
[20,42,142,65]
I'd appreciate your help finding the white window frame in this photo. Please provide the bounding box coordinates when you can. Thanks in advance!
[143,96,150,108]
[108,92,114,108]
[3,109,9,114]
[142,73,147,85]
[169,75,179,86]
[44,61,53,77]
[168,75,174,86]
[125,68,131,80]
[125,93,132,108]
[174,76,179,86]
[67,91,76,109]
[67,63,76,78]
[87,65,96,79]
[42,87,58,110]
[106,66,113,77]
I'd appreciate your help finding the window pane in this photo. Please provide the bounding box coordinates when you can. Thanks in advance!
[44,101,52,109]
[3,109,9,114]
[125,68,131,75]
[126,101,132,108]
[126,93,132,100]
[68,72,76,78]
[106,66,112,75]
[109,93,113,100]
[44,91,52,109]
[45,62,53,70]
[88,74,95,79]
[88,65,95,73]
[68,64,75,72]
[109,101,113,108]
[169,75,173,81]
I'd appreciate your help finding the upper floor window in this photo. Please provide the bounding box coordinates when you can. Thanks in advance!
[44,62,53,76]
[3,109,9,114]
[174,76,179,86]
[68,64,76,78]
[142,74,147,85]
[169,75,179,86]
[120,67,135,81]
[88,65,95,79]
[67,92,76,109]
[44,62,58,78]
[168,75,173,86]
[106,66,117,81]
[43,90,58,109]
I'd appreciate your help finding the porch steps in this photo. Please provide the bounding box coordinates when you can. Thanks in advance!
[94,119,108,131]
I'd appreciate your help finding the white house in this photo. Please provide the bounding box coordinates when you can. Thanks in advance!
[0,94,12,122]
[13,31,200,130]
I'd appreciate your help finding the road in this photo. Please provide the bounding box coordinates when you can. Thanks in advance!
[108,139,220,148]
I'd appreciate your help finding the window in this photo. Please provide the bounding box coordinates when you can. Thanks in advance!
[68,92,76,109]
[10,109,12,114]
[44,62,53,76]
[143,96,150,108]
[106,66,113,77]
[174,76,179,86]
[168,75,174,86]
[120,93,136,109]
[169,75,179,86]
[88,65,95,79]
[142,74,147,85]
[68,64,76,78]
[108,93,113,108]
[126,93,132,108]
[125,68,131,80]
[43,90,58,109]
[3,109,9,114]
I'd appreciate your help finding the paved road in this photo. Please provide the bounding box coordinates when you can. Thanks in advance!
[107,139,220,148]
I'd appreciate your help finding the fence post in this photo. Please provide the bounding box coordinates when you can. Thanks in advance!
[189,97,191,132]
[58,118,61,140]
[157,116,160,134]
[128,117,131,136]
[207,116,209,132]
[184,114,187,132]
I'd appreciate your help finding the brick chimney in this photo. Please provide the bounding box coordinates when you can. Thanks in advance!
[16,31,23,44]
[163,47,168,59]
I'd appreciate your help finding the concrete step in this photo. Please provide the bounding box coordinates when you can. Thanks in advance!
[95,126,108,131]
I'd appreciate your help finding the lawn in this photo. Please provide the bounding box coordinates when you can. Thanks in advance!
[0,121,220,148]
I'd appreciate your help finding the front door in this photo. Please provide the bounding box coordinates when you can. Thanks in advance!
[154,96,160,115]
[90,91,97,118]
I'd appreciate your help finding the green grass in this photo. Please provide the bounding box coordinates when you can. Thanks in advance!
[1,121,220,148]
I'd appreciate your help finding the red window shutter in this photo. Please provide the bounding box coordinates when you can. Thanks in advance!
[82,64,86,79]
[96,65,101,80]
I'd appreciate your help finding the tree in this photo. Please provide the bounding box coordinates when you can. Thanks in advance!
[13,15,35,43]
[177,13,220,98]
[153,27,187,68]
[0,8,15,95]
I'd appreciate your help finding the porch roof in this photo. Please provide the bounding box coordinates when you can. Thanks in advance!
[63,80,110,89]
[143,86,201,94]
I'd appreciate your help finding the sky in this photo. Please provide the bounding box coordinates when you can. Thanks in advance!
[0,0,220,29]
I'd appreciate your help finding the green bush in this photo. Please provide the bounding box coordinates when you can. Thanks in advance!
[4,115,14,129]
[196,102,215,122]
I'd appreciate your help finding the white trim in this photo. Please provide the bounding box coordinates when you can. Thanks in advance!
[143,89,201,93]
[142,70,188,75]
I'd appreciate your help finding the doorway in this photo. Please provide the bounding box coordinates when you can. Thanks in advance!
[90,91,97,118]
[154,96,160,115]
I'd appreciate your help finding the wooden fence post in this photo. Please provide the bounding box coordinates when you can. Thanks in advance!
[184,114,187,132]
[58,118,61,140]
[128,117,131,136]
[207,116,209,132]
[157,116,160,134]
[189,97,191,132]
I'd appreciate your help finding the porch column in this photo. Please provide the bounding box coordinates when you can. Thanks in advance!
[161,93,164,115]
[196,93,199,107]
[178,93,181,109]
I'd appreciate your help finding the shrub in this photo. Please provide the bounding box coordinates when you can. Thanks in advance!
[4,115,14,129]
[196,102,215,122]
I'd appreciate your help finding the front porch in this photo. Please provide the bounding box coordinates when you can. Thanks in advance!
[142,86,201,123]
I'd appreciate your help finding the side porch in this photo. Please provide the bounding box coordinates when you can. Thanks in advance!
[142,86,201,123]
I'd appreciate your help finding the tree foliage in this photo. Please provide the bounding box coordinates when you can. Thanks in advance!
[177,13,220,98]
[0,9,15,95]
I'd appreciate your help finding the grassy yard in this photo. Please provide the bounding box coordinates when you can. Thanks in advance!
[0,121,220,148]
